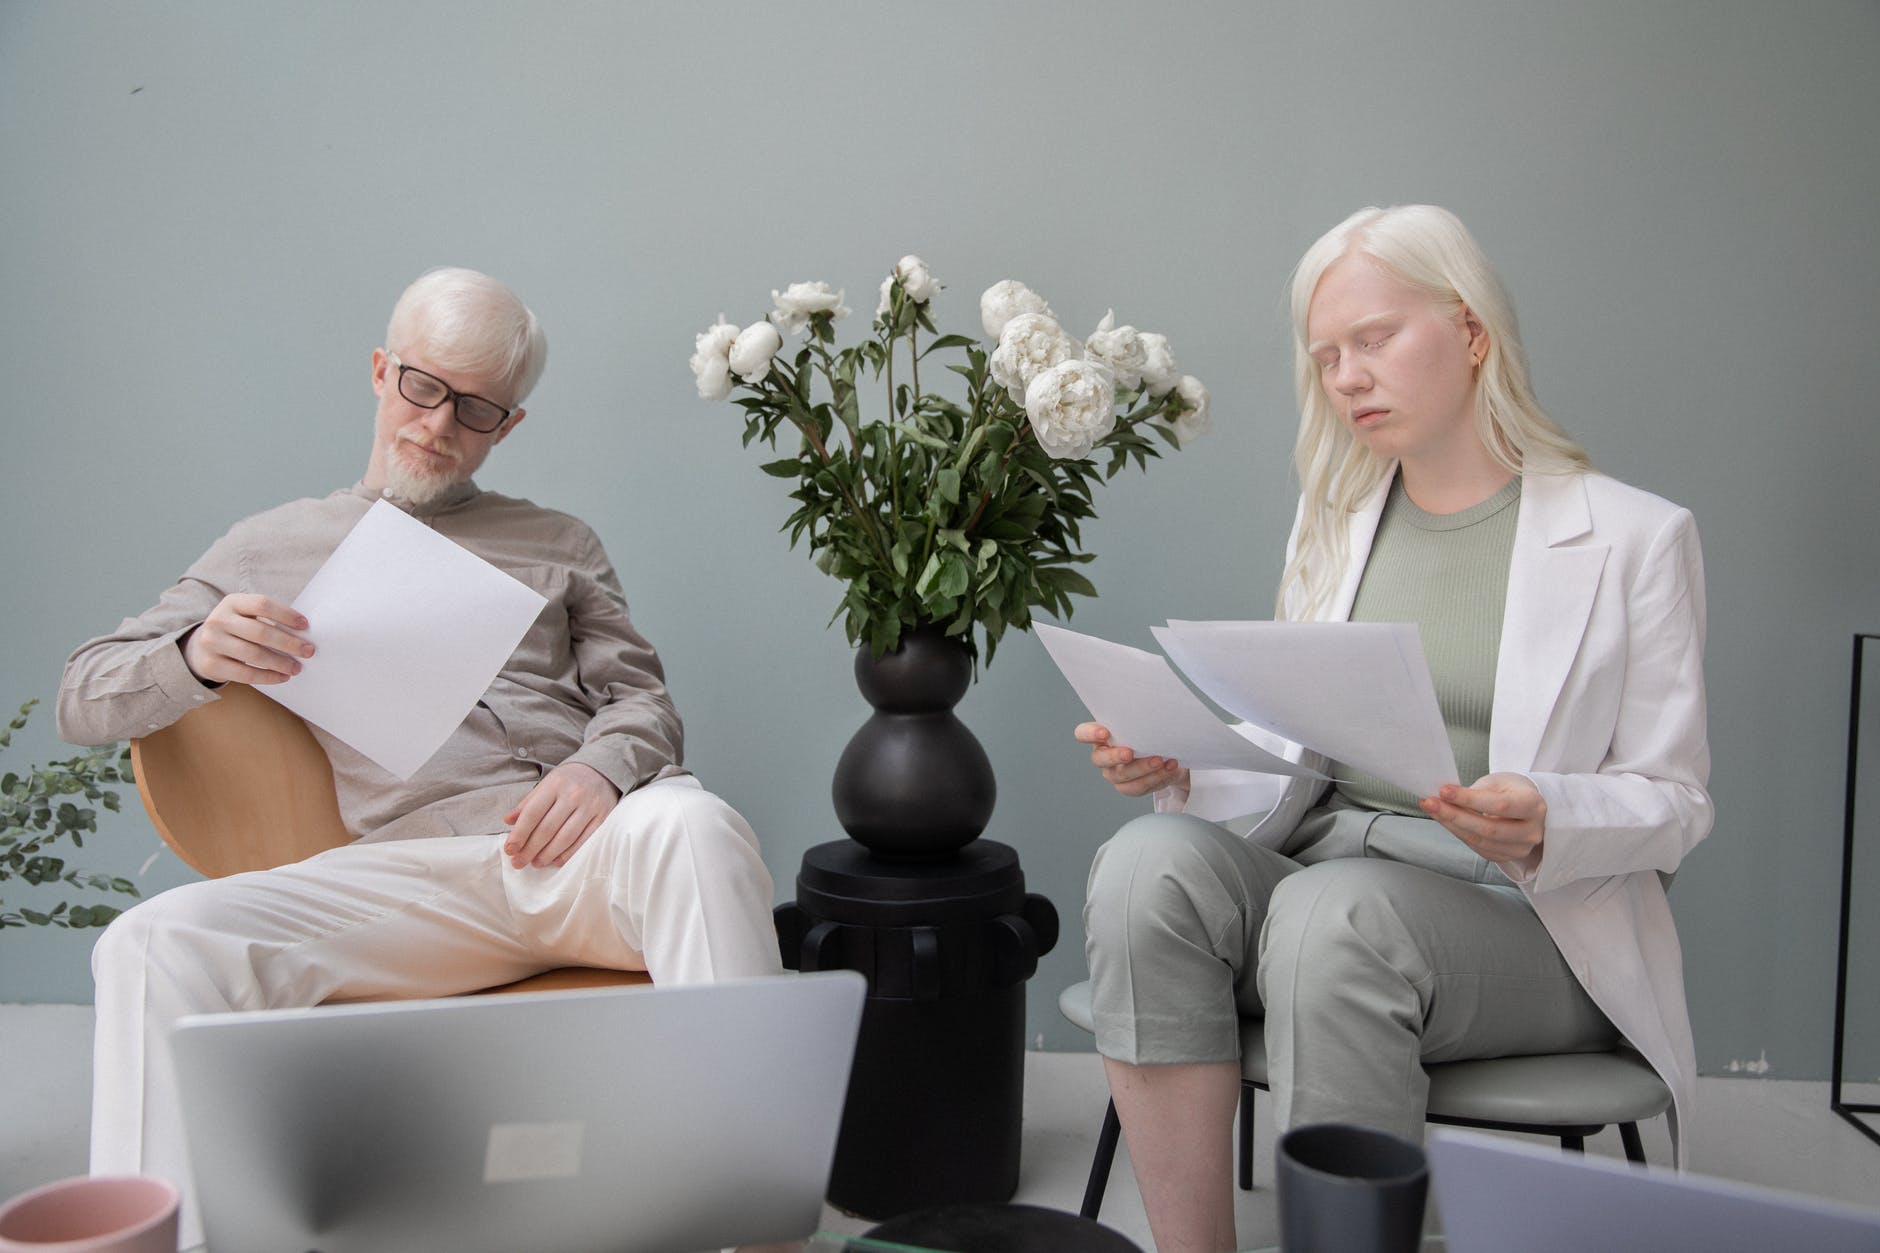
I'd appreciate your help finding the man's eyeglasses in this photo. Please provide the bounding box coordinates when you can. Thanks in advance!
[388,353,513,434]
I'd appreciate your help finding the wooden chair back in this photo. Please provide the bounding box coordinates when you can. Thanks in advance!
[131,682,649,995]
[133,683,352,877]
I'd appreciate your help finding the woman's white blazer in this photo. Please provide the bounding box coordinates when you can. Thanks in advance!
[1201,468,1710,1160]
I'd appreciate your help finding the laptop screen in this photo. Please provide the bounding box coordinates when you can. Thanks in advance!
[1429,1128,1880,1253]
[171,973,864,1253]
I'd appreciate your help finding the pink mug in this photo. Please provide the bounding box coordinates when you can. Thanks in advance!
[0,1176,179,1253]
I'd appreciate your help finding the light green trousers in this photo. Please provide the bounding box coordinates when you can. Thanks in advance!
[1082,803,1618,1139]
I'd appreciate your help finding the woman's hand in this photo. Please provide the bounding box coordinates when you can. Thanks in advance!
[1420,772,1547,865]
[1074,722,1190,798]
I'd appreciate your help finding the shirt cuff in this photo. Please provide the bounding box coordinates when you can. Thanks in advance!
[152,630,223,706]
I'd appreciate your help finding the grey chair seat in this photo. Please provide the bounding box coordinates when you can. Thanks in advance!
[1058,978,1671,1218]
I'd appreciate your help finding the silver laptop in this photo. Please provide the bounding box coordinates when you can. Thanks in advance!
[1429,1127,1880,1253]
[170,972,866,1253]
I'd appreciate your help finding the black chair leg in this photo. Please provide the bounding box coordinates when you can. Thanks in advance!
[1619,1121,1646,1164]
[1560,1133,1585,1153]
[1081,1099,1123,1220]
[1238,1084,1255,1191]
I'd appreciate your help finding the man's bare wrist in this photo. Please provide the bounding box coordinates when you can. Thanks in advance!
[176,627,223,688]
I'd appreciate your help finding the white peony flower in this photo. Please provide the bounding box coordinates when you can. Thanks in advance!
[769,281,851,335]
[878,256,943,316]
[689,316,740,401]
[727,319,784,385]
[1136,332,1181,397]
[979,279,1055,340]
[990,312,1080,405]
[1024,360,1117,460]
[1164,374,1211,446]
[1084,310,1148,392]
[896,255,940,304]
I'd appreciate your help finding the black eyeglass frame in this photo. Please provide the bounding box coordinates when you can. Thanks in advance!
[387,352,514,434]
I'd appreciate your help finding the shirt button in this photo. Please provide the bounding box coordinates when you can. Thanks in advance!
[513,747,530,759]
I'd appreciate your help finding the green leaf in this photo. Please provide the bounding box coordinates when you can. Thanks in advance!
[935,551,972,599]
[980,517,1031,541]
[868,614,902,658]
[1057,570,1100,599]
[913,552,944,597]
[919,334,978,358]
[759,458,802,478]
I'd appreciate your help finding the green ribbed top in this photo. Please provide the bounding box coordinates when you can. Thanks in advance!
[1333,474,1522,816]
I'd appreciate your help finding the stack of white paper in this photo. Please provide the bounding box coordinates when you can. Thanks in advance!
[1037,619,1459,798]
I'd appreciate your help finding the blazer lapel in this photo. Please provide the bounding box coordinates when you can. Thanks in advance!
[1492,473,1607,771]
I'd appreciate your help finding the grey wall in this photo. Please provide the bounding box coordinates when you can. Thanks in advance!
[2,1,1876,1079]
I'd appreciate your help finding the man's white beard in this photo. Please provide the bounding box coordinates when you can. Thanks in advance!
[382,442,462,506]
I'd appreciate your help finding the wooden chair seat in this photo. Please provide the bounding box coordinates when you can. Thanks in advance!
[131,682,649,999]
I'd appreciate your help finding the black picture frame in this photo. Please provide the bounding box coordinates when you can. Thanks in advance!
[1832,632,1880,1148]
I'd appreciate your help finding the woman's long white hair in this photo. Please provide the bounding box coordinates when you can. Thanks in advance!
[1277,205,1590,619]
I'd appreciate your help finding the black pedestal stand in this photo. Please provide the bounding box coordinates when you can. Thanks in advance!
[776,838,1058,1219]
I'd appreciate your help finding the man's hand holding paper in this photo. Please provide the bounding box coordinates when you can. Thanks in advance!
[182,594,315,687]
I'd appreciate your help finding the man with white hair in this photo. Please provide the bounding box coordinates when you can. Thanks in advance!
[59,267,783,1248]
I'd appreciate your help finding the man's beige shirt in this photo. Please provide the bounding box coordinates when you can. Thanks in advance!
[59,482,687,843]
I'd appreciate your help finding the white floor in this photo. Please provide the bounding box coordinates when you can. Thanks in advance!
[3,1003,1876,1251]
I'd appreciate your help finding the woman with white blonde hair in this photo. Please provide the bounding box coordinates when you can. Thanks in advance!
[1076,205,1710,1252]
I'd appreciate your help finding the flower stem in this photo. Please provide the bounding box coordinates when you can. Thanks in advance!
[885,326,900,523]
[774,360,893,567]
[965,426,1034,533]
[909,324,921,409]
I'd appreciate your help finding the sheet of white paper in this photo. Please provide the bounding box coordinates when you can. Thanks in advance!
[1184,768,1297,824]
[267,499,548,780]
[1033,624,1322,778]
[1152,620,1459,798]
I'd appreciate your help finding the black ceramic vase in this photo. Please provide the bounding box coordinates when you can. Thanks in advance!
[831,625,996,859]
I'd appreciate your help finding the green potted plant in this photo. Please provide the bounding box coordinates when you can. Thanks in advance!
[1,699,140,930]
[691,256,1210,857]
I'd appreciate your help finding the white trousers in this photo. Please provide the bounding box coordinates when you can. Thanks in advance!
[89,775,780,1250]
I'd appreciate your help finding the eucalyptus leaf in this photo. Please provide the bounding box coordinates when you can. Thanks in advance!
[0,702,144,927]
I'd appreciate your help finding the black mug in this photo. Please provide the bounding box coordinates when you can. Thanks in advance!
[1276,1122,1429,1252]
